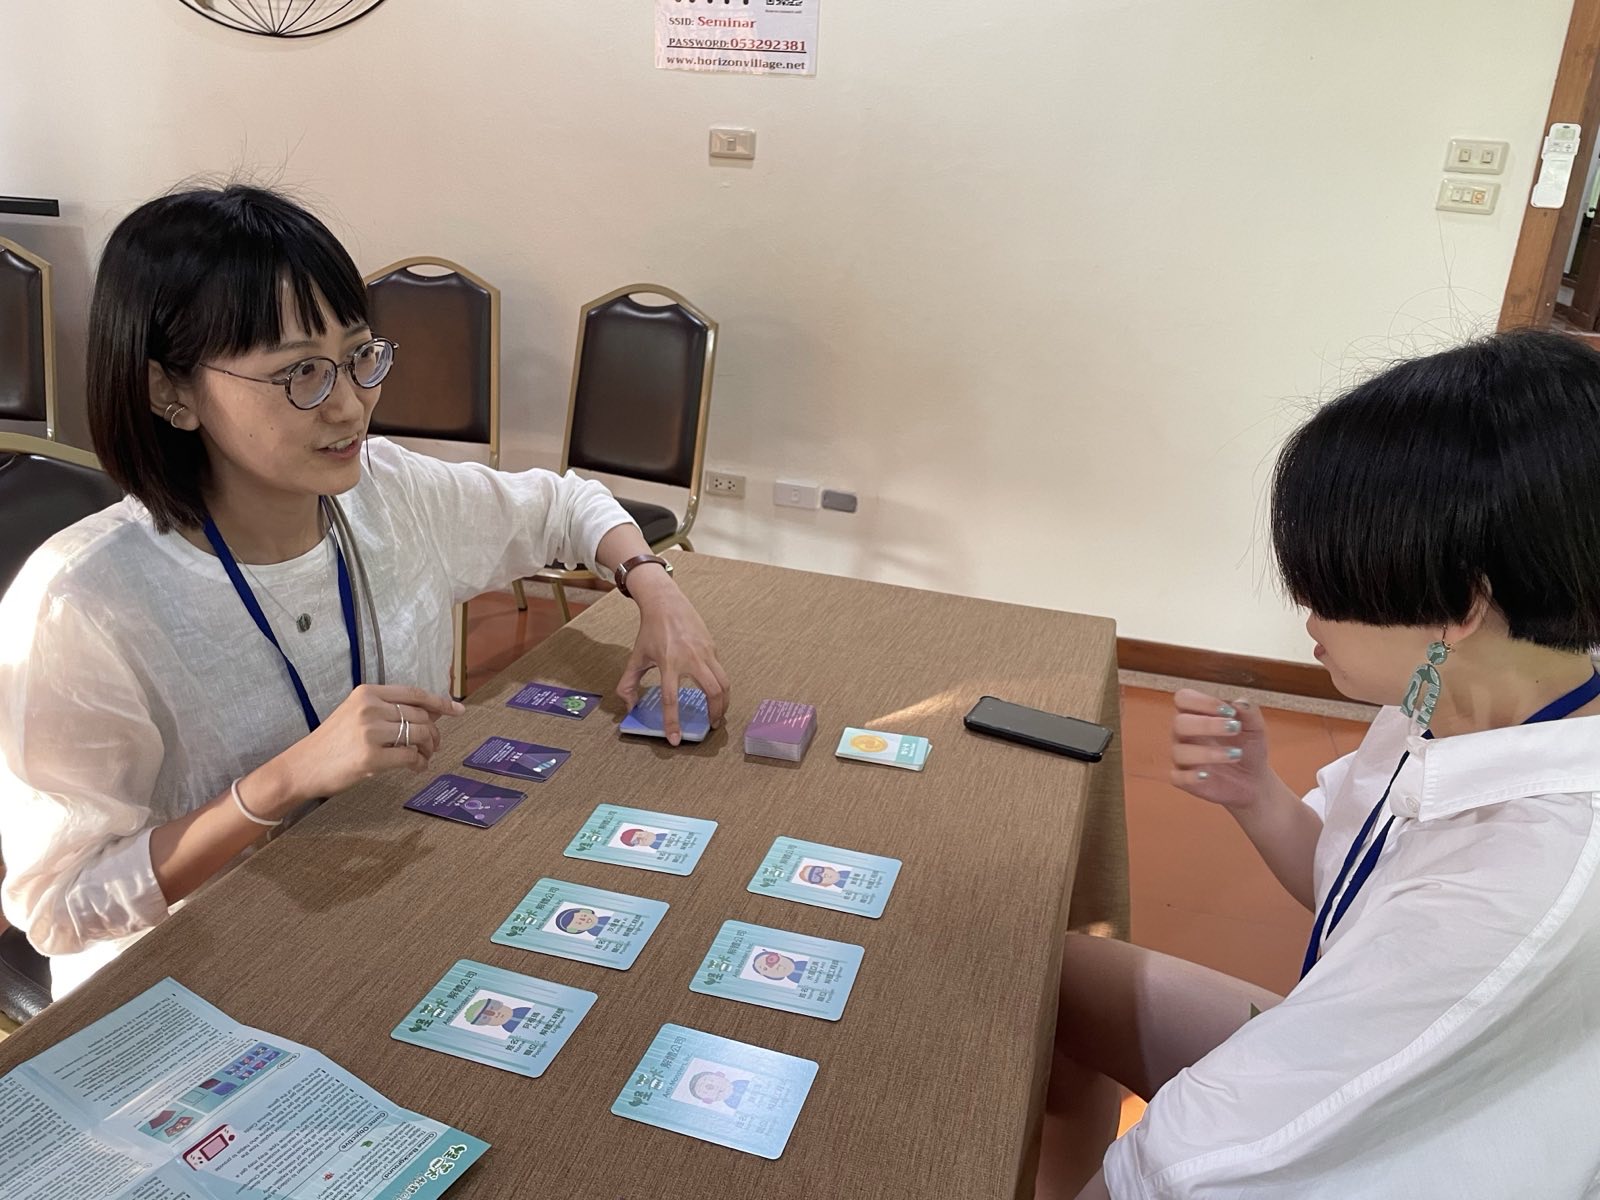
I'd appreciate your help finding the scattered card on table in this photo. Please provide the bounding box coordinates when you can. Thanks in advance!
[620,686,711,742]
[611,1024,818,1159]
[563,803,717,876]
[464,736,571,783]
[404,774,526,828]
[391,958,595,1078]
[835,726,932,771]
[491,878,669,970]
[506,682,602,720]
[748,836,903,918]
[690,921,865,1021]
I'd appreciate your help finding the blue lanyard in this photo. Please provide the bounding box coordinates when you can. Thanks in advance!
[1301,670,1600,980]
[202,502,361,735]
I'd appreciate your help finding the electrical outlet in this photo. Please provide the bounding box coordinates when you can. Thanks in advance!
[705,470,745,498]
[773,480,821,509]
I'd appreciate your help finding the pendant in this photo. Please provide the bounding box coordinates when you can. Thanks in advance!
[296,613,312,633]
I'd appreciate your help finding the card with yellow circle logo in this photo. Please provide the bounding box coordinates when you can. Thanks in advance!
[834,727,931,771]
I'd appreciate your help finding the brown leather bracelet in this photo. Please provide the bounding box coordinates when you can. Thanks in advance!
[615,553,673,599]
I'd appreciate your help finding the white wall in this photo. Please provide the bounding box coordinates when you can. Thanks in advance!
[0,1,1572,661]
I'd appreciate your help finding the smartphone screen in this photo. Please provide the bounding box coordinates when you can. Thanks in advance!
[965,696,1112,761]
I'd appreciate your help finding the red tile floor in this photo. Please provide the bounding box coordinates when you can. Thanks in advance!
[460,588,1374,1136]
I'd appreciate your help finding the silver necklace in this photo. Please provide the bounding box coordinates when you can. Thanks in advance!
[242,537,334,635]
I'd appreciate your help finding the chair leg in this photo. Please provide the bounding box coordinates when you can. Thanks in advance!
[679,536,694,552]
[552,580,573,625]
[451,601,469,701]
[512,578,528,611]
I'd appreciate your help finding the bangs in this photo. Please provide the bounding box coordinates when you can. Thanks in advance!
[145,185,368,370]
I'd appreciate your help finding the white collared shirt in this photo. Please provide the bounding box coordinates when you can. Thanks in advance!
[0,439,631,996]
[1105,704,1600,1198]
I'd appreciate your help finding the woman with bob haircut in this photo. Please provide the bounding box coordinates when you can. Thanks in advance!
[0,185,729,996]
[1045,330,1600,1198]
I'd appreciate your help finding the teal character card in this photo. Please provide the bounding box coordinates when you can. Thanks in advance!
[391,959,596,1078]
[610,1024,818,1159]
[562,804,717,876]
[747,836,902,918]
[690,921,865,1021]
[491,878,669,970]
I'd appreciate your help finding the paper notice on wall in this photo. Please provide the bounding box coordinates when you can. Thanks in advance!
[655,0,819,76]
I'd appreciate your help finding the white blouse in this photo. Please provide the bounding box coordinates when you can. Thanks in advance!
[0,438,631,996]
[1105,704,1600,1198]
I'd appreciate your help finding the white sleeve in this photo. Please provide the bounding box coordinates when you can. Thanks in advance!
[1297,750,1357,823]
[1101,793,1596,1198]
[372,440,636,603]
[0,592,170,956]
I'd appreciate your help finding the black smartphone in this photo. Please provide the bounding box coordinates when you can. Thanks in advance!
[963,695,1113,763]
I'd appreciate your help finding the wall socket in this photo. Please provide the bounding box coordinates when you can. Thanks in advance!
[773,480,821,509]
[705,470,745,498]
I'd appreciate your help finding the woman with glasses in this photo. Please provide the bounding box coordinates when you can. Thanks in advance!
[0,185,731,996]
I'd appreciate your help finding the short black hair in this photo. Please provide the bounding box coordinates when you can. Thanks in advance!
[1272,328,1600,650]
[87,184,368,532]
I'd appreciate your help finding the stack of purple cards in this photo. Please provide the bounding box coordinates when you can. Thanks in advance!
[744,700,817,763]
[405,774,527,828]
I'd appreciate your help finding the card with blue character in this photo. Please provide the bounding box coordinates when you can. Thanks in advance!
[562,803,717,876]
[690,920,865,1021]
[491,878,669,970]
[610,1024,818,1159]
[747,836,902,918]
[390,959,595,1078]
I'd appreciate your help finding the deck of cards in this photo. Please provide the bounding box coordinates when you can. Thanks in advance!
[620,686,712,743]
[835,726,932,771]
[744,700,817,762]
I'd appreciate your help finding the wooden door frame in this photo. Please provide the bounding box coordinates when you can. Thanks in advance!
[1501,0,1600,331]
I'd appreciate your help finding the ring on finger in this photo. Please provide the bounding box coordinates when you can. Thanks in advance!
[392,715,411,749]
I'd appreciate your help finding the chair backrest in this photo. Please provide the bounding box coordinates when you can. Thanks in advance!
[0,237,56,436]
[0,434,121,596]
[562,285,716,490]
[363,258,499,465]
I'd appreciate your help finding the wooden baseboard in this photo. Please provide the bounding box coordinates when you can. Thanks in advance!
[1116,637,1344,703]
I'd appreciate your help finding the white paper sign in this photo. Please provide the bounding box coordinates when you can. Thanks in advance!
[655,0,820,76]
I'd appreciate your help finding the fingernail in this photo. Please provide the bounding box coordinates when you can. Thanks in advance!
[1222,719,1241,735]
[1236,699,1252,710]
[1196,770,1210,781]
[669,734,681,747]
[452,701,465,715]
[1225,747,1243,760]
[1218,704,1237,718]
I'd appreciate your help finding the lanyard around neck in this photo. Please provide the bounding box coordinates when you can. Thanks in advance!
[1301,670,1600,980]
[202,501,361,735]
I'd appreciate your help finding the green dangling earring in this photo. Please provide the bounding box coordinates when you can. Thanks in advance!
[1401,632,1451,730]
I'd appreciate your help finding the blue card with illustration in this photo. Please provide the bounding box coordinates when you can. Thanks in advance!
[690,921,865,1022]
[391,959,595,1079]
[611,1024,818,1159]
[491,878,669,970]
[619,685,712,742]
[464,736,571,783]
[747,836,902,918]
[562,804,717,876]
[506,682,602,720]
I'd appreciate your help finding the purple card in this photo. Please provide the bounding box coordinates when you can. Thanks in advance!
[404,774,527,828]
[506,682,603,720]
[464,737,572,783]
[746,700,817,745]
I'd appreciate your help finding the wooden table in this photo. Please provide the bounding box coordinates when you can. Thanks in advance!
[0,553,1127,1199]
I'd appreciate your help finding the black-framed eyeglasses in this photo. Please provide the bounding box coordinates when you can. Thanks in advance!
[198,337,398,410]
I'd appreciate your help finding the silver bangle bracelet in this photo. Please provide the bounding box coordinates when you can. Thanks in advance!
[231,777,283,828]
